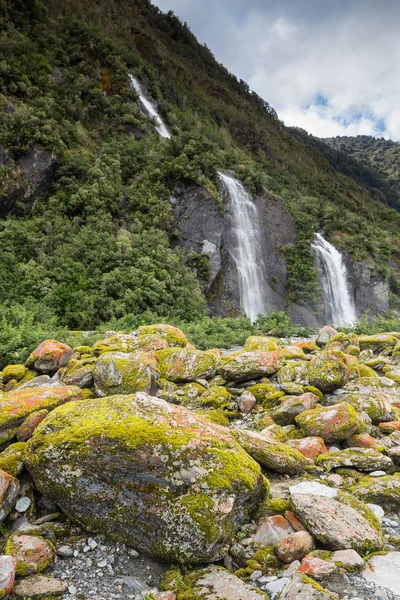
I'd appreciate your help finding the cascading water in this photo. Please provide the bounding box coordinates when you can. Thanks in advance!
[312,232,356,327]
[129,75,171,139]
[219,171,267,322]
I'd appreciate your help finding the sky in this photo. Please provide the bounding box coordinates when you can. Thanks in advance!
[153,0,400,141]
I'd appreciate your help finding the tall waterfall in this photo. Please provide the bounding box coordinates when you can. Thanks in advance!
[129,75,171,139]
[219,171,267,322]
[312,232,356,327]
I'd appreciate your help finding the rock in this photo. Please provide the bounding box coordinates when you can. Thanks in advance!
[275,531,315,563]
[220,351,284,383]
[25,340,73,373]
[284,511,307,532]
[25,393,267,564]
[0,442,26,476]
[308,351,349,392]
[13,574,68,598]
[295,402,360,443]
[92,333,141,355]
[93,351,159,396]
[1,364,26,383]
[157,348,216,382]
[277,572,340,599]
[137,324,188,348]
[244,337,279,352]
[362,551,400,595]
[0,385,83,445]
[232,429,307,475]
[155,593,176,600]
[330,549,364,571]
[272,393,319,425]
[169,566,268,599]
[15,497,31,513]
[289,481,338,498]
[286,437,328,461]
[17,410,49,442]
[325,474,343,487]
[5,534,55,575]
[297,555,337,579]
[290,491,383,553]
[56,545,74,558]
[315,448,393,472]
[252,515,294,546]
[316,326,338,347]
[379,420,400,433]
[346,433,386,452]
[59,359,94,388]
[0,555,16,598]
[358,334,398,353]
[238,391,257,414]
[0,469,19,521]
[351,474,400,508]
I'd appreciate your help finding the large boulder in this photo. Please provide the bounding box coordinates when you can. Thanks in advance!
[93,351,159,396]
[295,402,361,443]
[350,474,400,508]
[137,324,189,348]
[315,448,393,472]
[220,351,284,382]
[25,393,267,564]
[157,348,216,382]
[25,340,73,374]
[0,385,83,445]
[307,350,349,392]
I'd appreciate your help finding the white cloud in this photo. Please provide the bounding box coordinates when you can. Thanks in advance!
[154,0,400,141]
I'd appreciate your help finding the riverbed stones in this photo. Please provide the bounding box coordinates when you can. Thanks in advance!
[220,351,284,382]
[25,340,73,373]
[25,393,267,564]
[295,402,361,443]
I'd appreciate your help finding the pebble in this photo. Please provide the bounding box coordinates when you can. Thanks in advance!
[370,470,387,477]
[15,496,31,512]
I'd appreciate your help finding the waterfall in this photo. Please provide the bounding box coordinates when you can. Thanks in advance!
[312,232,356,327]
[129,75,171,139]
[219,171,267,322]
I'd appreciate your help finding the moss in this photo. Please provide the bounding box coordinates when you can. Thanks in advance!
[358,364,378,378]
[0,441,26,476]
[194,409,230,426]
[262,391,285,410]
[93,351,158,395]
[198,385,233,409]
[251,545,279,571]
[137,324,188,348]
[244,336,279,352]
[1,364,26,382]
[262,498,291,514]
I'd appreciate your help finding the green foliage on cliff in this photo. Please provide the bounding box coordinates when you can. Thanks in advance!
[0,0,399,330]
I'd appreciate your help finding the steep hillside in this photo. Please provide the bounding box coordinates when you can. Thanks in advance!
[0,0,399,331]
[324,135,400,211]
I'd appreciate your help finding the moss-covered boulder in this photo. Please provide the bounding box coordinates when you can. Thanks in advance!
[93,351,159,396]
[278,572,340,599]
[220,351,283,383]
[244,336,279,352]
[1,364,26,383]
[157,348,216,382]
[276,361,309,385]
[0,442,26,477]
[25,340,73,374]
[350,474,400,508]
[198,385,234,410]
[315,448,393,472]
[232,429,307,475]
[137,324,188,348]
[271,393,319,425]
[359,334,399,354]
[59,358,95,388]
[308,350,349,392]
[92,333,141,356]
[0,385,83,445]
[25,393,267,564]
[295,402,361,443]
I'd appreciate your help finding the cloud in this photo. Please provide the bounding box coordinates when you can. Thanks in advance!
[154,0,400,140]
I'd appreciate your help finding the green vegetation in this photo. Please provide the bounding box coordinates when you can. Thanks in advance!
[0,0,399,341]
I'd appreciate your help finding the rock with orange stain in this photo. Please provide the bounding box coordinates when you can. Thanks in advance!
[295,402,361,443]
[286,437,328,461]
[316,447,393,472]
[330,549,364,571]
[25,393,267,564]
[0,385,83,445]
[379,421,400,433]
[308,350,350,392]
[25,340,73,373]
[347,433,386,452]
[284,510,307,532]
[298,555,337,578]
[0,470,19,522]
[275,531,315,563]
[251,515,294,546]
[157,348,217,383]
[0,555,16,598]
[219,351,284,383]
[155,593,176,600]
[17,409,49,442]
[5,534,55,576]
[296,340,318,353]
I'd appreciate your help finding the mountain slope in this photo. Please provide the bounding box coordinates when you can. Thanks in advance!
[0,0,399,330]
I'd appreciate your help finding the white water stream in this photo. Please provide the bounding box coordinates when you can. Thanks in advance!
[219,171,267,322]
[129,75,171,139]
[312,232,356,327]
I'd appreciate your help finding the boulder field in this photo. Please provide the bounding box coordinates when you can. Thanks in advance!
[0,324,399,598]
